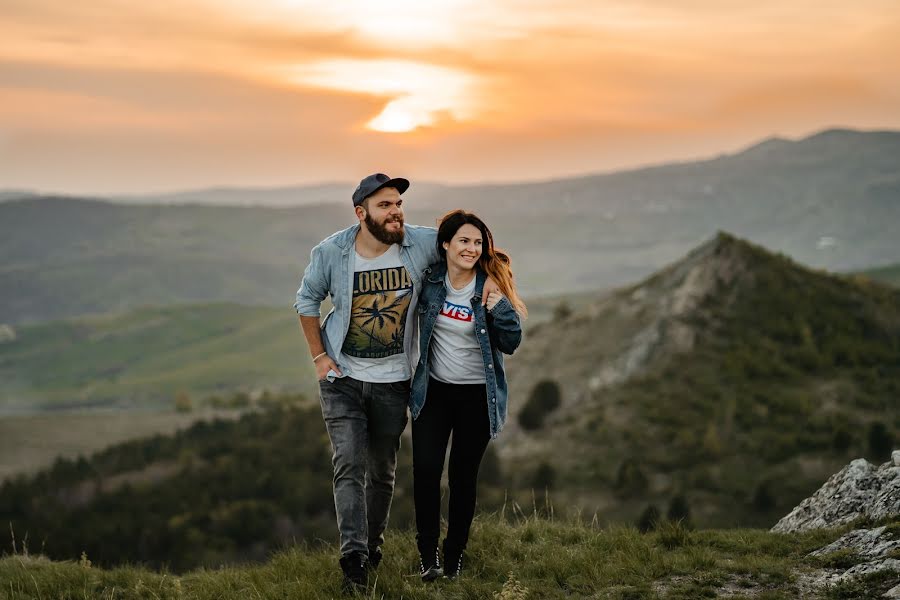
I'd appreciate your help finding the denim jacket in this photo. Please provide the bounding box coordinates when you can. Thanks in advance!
[293,223,438,378]
[410,261,522,438]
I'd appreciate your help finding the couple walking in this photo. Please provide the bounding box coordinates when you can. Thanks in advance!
[294,172,527,592]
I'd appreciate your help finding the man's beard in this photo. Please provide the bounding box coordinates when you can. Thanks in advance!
[365,213,405,245]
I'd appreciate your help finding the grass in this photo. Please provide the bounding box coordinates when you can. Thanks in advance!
[2,515,895,600]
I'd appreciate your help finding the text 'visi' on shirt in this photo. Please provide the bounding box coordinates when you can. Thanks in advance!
[428,272,486,385]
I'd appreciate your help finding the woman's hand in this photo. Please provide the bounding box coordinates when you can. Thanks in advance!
[486,290,505,311]
[482,276,501,306]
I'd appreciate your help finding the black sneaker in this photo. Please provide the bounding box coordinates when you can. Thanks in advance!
[339,551,368,593]
[367,546,383,571]
[419,547,443,582]
[442,540,464,580]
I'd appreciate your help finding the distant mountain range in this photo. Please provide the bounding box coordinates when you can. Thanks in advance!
[1,128,899,325]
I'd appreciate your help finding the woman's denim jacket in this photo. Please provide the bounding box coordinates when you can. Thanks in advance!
[410,261,522,438]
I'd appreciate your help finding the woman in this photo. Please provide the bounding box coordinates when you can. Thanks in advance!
[409,210,526,581]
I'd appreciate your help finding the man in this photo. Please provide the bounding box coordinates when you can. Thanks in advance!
[294,173,498,591]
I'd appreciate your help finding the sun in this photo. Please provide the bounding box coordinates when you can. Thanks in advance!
[286,59,477,133]
[368,103,420,133]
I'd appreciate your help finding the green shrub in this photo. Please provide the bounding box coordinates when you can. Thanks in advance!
[531,462,556,491]
[667,493,692,527]
[867,422,894,461]
[174,391,193,413]
[637,504,661,532]
[832,428,853,452]
[553,301,572,321]
[518,380,562,430]
[752,480,776,512]
[614,458,649,497]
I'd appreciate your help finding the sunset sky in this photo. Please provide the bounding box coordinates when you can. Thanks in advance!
[2,0,899,194]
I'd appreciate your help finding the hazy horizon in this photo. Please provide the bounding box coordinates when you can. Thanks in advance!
[2,1,899,195]
[3,126,893,198]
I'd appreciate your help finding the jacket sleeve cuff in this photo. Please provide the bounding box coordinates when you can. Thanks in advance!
[488,296,513,314]
[293,299,322,316]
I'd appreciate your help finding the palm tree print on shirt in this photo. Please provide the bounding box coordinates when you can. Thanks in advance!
[343,266,413,358]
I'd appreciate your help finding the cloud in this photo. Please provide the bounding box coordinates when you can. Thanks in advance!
[1,0,899,193]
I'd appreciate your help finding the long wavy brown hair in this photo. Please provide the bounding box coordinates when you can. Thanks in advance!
[436,210,527,318]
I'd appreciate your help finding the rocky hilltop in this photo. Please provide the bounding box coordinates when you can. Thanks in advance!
[501,232,900,528]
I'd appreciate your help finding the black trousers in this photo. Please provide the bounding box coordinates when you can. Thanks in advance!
[412,377,491,554]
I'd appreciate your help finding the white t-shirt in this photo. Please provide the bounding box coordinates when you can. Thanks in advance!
[339,244,413,383]
[429,273,485,385]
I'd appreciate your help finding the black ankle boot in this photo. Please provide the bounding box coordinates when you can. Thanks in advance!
[442,540,464,580]
[367,546,383,571]
[339,551,368,593]
[417,542,442,582]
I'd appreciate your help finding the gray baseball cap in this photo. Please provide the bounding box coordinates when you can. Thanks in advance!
[352,173,410,206]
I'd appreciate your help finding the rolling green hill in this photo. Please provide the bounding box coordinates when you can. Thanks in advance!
[861,263,900,287]
[0,303,316,412]
[3,129,900,325]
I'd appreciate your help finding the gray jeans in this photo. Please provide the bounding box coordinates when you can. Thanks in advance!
[319,376,410,558]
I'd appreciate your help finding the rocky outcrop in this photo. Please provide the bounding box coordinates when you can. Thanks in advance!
[797,526,900,593]
[773,451,900,594]
[772,450,900,533]
[810,527,900,563]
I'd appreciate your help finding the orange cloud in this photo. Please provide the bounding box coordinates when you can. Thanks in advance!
[1,0,898,193]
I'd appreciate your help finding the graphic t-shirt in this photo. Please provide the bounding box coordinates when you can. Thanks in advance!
[429,273,485,385]
[339,244,413,382]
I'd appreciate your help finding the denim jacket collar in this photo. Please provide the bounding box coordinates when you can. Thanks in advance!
[423,260,486,300]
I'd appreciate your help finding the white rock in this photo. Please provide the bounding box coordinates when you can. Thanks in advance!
[809,527,900,561]
[836,558,900,582]
[772,453,900,533]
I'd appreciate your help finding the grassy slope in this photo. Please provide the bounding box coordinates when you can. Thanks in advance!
[0,303,317,410]
[2,517,897,600]
[860,263,900,287]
